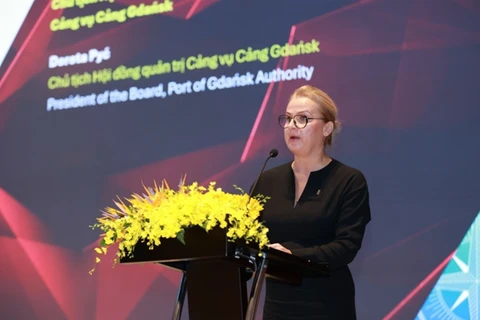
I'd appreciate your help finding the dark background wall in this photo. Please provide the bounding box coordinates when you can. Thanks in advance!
[0,0,479,319]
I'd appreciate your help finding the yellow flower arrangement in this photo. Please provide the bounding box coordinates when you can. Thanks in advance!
[89,176,270,274]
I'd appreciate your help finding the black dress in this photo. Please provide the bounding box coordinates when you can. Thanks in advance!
[251,159,371,320]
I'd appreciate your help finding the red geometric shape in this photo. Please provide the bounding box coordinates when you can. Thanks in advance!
[93,244,177,320]
[107,140,245,194]
[16,239,86,320]
[0,188,49,241]
[186,0,220,20]
[0,1,60,108]
[0,237,68,319]
[382,251,454,320]
[239,0,480,161]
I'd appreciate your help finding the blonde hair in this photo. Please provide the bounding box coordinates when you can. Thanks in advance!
[289,85,341,146]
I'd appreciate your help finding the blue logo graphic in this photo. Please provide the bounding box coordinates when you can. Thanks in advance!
[415,211,480,320]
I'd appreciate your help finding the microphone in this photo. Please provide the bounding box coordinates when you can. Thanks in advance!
[247,148,279,203]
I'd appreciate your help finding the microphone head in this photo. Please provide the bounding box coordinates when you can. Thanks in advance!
[269,148,279,158]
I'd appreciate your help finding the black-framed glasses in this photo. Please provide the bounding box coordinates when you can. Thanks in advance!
[278,115,325,129]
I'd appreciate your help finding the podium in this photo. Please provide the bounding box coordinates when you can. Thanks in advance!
[120,226,329,320]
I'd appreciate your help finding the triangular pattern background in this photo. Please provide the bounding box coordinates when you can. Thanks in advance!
[415,211,480,320]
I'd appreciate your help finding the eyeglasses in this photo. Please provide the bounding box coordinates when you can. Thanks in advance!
[278,114,325,129]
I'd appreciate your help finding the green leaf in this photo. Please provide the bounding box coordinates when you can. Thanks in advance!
[202,219,209,229]
[177,229,186,245]
[233,185,245,194]
[100,238,106,246]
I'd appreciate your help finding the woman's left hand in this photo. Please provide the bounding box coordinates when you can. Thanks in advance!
[268,243,292,254]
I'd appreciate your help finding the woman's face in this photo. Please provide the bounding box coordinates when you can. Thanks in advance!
[283,97,329,157]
